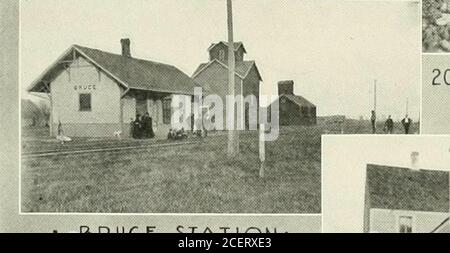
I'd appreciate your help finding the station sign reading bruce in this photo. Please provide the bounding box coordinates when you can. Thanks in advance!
[74,84,96,91]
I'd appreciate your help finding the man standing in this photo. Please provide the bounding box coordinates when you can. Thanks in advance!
[401,114,412,134]
[370,110,376,134]
[385,115,394,134]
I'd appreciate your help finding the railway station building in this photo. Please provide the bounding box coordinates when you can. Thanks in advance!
[28,39,199,138]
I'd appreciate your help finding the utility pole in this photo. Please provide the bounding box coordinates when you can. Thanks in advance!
[406,97,409,115]
[372,79,377,134]
[227,0,239,157]
[373,79,377,113]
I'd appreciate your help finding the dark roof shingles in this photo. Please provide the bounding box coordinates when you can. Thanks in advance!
[366,164,450,212]
[280,94,316,108]
[235,61,255,77]
[74,45,199,95]
[192,63,208,77]
[209,41,245,52]
[192,60,257,80]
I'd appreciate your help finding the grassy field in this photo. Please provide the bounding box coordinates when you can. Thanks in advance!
[317,118,420,135]
[21,126,321,213]
[20,118,418,213]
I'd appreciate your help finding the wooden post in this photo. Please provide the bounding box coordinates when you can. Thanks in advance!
[227,0,238,157]
[259,123,265,178]
[119,93,124,136]
[44,81,53,137]
[49,95,53,136]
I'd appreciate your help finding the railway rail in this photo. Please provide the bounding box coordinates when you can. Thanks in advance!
[21,139,207,158]
[21,132,259,158]
[21,128,320,158]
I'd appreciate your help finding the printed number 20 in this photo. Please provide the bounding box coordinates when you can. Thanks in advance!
[432,69,450,85]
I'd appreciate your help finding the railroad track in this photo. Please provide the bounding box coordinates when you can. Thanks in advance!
[21,133,244,158]
[21,130,306,158]
[21,139,204,158]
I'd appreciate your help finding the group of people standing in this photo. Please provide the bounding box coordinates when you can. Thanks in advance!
[371,110,413,134]
[131,112,155,139]
[130,110,211,140]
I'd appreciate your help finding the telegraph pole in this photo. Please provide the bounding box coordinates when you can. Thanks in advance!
[406,97,409,115]
[372,79,377,134]
[373,80,377,113]
[227,0,238,157]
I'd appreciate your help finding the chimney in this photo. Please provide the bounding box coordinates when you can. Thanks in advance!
[278,80,294,95]
[410,151,419,170]
[121,38,131,57]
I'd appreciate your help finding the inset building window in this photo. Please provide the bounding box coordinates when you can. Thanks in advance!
[162,98,172,125]
[398,216,413,233]
[79,93,92,111]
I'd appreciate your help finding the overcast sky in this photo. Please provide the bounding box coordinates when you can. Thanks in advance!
[322,136,450,233]
[20,0,420,120]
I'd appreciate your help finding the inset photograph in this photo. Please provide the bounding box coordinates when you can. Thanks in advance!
[422,55,450,134]
[423,0,450,52]
[323,136,450,233]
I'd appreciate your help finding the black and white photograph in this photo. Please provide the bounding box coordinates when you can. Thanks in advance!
[322,136,450,233]
[19,0,421,214]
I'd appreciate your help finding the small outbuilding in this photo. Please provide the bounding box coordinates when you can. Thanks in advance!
[269,80,316,126]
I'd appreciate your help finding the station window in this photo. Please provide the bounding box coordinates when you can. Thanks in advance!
[162,98,172,125]
[79,93,92,111]
[398,216,413,233]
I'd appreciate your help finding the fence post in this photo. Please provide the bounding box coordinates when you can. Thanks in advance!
[259,123,265,178]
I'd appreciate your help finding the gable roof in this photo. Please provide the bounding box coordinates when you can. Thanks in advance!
[192,59,262,81]
[366,164,450,212]
[192,63,209,77]
[207,41,247,53]
[277,94,316,108]
[28,45,200,95]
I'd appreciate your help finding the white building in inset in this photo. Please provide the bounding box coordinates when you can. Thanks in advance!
[363,162,450,233]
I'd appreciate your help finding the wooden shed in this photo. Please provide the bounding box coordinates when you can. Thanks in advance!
[269,80,316,126]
